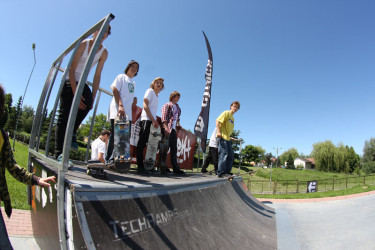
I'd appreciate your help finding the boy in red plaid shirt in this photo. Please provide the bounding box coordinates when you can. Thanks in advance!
[161,91,185,174]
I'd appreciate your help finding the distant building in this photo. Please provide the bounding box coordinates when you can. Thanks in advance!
[294,158,315,170]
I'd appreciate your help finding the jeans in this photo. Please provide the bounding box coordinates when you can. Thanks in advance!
[0,207,13,249]
[217,138,234,175]
[136,120,152,170]
[55,81,93,157]
[202,146,218,172]
[106,119,132,163]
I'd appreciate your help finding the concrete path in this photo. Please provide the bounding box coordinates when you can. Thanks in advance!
[260,191,375,250]
[4,190,375,250]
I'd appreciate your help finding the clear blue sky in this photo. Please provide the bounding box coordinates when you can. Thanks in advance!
[1,0,375,157]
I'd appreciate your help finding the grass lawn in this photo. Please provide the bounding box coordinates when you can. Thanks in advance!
[5,141,375,209]
[4,139,31,210]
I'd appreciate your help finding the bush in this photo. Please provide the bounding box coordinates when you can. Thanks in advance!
[362,161,375,175]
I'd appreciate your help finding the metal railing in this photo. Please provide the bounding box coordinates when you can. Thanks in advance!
[27,13,115,250]
[246,174,375,194]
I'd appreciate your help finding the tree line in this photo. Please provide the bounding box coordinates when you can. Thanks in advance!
[4,92,375,175]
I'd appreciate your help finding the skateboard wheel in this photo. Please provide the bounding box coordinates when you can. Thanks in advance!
[87,169,91,175]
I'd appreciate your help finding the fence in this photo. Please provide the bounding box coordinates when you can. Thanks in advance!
[246,174,375,194]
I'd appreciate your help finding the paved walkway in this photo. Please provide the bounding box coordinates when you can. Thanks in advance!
[2,208,39,250]
[4,190,375,249]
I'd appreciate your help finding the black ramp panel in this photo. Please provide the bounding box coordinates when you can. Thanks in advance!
[74,179,277,249]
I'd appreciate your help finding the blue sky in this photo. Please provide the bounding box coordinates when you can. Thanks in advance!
[1,0,375,157]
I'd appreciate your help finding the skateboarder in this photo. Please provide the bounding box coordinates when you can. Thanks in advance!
[136,77,164,173]
[216,101,240,178]
[55,25,111,164]
[201,128,218,174]
[0,85,56,250]
[90,129,110,164]
[106,60,139,163]
[161,91,185,175]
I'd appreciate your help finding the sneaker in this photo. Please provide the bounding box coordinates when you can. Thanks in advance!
[57,154,74,170]
[173,169,185,175]
[201,169,208,173]
[166,168,172,173]
[71,133,78,151]
[218,173,224,178]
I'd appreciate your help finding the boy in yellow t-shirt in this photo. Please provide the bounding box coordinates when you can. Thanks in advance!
[216,101,240,178]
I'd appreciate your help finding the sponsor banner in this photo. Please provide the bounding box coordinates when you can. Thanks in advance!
[194,31,213,151]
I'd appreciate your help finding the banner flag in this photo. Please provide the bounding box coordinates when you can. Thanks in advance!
[194,31,213,151]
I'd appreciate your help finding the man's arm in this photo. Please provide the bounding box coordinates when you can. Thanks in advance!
[97,152,105,164]
[111,85,125,118]
[68,42,86,110]
[143,98,158,128]
[91,49,108,109]
[216,120,222,138]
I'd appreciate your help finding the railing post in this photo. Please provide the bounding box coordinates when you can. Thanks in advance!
[273,181,277,194]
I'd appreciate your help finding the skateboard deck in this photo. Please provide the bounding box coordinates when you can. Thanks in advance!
[202,170,216,175]
[87,163,112,178]
[227,170,256,181]
[114,117,131,173]
[144,125,162,171]
[158,137,169,174]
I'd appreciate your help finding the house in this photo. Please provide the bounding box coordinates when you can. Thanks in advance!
[294,158,315,170]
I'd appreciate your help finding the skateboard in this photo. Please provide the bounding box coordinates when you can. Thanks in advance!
[202,170,217,175]
[227,170,256,181]
[113,117,131,173]
[87,163,112,178]
[144,125,162,171]
[157,137,169,174]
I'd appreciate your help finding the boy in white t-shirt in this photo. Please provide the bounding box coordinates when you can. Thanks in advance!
[201,128,218,174]
[91,129,110,164]
[136,77,164,173]
[106,60,139,163]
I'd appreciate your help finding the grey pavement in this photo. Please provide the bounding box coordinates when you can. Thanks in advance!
[267,193,375,250]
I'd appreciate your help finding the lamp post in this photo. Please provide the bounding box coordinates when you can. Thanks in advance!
[270,147,282,188]
[12,43,36,151]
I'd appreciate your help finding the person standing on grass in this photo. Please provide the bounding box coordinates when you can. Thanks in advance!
[216,101,240,178]
[0,84,56,250]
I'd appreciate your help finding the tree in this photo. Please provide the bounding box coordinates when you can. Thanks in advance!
[311,140,336,172]
[346,146,360,173]
[285,154,295,169]
[242,145,265,164]
[3,93,13,131]
[362,138,375,162]
[78,113,111,141]
[264,152,274,167]
[5,96,22,133]
[230,129,241,160]
[279,148,299,166]
[20,105,34,133]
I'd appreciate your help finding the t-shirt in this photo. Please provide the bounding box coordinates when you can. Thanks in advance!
[216,110,234,141]
[208,128,218,148]
[66,39,105,81]
[91,137,106,161]
[108,74,135,120]
[141,88,158,121]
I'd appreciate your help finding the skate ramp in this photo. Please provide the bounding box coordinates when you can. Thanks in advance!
[72,176,277,249]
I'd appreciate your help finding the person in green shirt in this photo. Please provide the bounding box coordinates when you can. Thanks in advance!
[216,101,240,178]
[0,84,56,249]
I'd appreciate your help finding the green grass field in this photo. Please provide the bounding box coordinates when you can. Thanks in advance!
[5,140,375,209]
